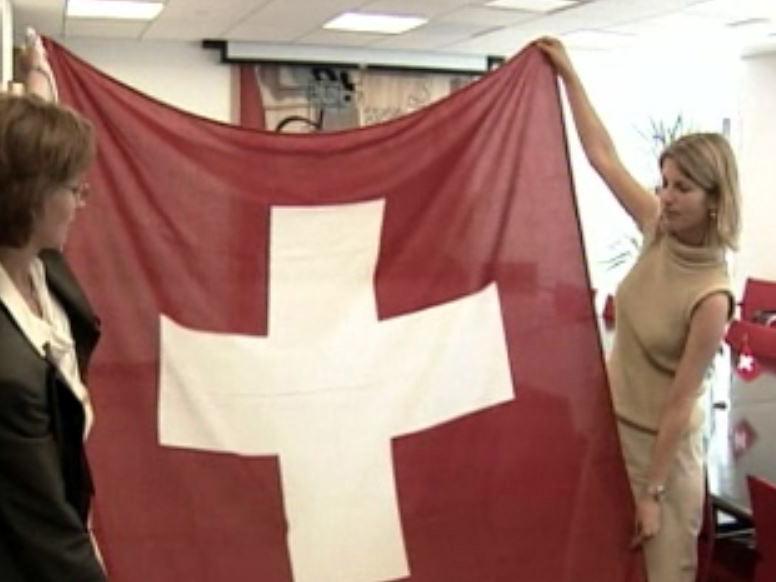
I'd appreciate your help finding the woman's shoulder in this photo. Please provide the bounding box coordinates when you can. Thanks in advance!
[39,251,99,324]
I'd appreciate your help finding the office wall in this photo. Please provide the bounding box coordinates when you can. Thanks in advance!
[739,53,776,284]
[1,0,12,86]
[60,38,233,123]
[562,44,741,296]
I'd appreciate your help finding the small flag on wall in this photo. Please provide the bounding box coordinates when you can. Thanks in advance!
[736,334,762,382]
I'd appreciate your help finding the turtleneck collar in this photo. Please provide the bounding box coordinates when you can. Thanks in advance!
[663,232,726,268]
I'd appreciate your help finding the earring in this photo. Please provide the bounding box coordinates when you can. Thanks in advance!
[709,208,718,220]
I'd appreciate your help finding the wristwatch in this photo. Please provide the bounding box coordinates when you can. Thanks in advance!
[645,483,666,502]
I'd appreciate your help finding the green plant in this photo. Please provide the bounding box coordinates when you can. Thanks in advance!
[601,233,642,273]
[637,113,694,158]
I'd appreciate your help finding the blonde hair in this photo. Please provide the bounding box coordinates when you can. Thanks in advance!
[659,133,741,250]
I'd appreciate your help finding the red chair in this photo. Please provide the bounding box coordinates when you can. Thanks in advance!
[740,277,776,322]
[725,277,776,363]
[726,320,776,363]
[748,475,776,582]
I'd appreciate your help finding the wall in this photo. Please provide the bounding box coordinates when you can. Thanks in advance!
[561,40,742,300]
[1,0,12,87]
[739,52,776,285]
[59,37,233,124]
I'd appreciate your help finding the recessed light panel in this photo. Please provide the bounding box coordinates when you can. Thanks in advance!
[67,0,165,20]
[323,12,428,34]
[486,0,579,13]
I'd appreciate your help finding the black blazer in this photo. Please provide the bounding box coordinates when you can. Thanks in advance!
[0,250,106,582]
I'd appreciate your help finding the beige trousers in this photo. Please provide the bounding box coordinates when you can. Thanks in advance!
[617,419,705,582]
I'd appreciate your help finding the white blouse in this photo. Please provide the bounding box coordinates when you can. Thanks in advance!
[0,258,94,438]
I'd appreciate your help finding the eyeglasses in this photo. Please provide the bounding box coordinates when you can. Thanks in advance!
[63,181,91,202]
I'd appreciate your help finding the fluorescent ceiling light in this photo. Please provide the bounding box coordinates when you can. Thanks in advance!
[486,0,579,13]
[323,12,427,34]
[67,0,164,20]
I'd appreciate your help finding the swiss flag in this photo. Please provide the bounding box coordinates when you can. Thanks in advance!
[46,39,642,581]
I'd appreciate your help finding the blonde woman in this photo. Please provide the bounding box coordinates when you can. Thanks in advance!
[537,37,740,582]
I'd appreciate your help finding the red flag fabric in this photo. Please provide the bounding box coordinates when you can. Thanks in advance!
[45,38,642,582]
[237,63,266,130]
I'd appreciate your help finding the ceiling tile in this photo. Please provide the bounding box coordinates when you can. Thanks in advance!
[359,0,471,18]
[685,0,775,22]
[224,0,366,41]
[10,0,774,57]
[371,20,492,50]
[64,19,150,40]
[438,6,539,27]
[561,28,635,50]
[144,0,265,40]
[611,11,721,36]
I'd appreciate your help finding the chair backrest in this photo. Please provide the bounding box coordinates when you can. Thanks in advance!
[748,475,776,582]
[741,278,776,322]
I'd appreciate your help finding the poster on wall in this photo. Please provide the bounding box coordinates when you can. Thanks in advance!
[250,64,477,132]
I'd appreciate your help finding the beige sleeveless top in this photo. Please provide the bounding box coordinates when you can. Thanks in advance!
[608,229,732,433]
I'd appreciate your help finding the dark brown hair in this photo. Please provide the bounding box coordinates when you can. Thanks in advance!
[0,93,95,247]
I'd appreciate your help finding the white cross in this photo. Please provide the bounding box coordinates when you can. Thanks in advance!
[733,429,749,451]
[738,354,754,373]
[158,199,515,582]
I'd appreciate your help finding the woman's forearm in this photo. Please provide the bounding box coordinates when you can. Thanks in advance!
[646,396,696,491]
[21,29,58,102]
[25,66,57,101]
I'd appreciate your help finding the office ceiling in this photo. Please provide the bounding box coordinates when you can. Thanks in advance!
[11,0,776,57]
